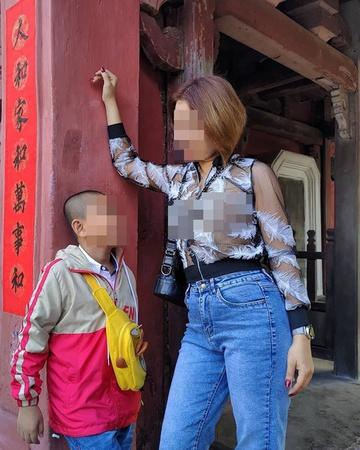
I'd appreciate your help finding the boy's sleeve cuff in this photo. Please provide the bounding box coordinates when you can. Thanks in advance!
[107,123,128,140]
[17,398,39,407]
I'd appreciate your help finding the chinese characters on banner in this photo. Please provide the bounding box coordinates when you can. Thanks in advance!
[3,0,37,315]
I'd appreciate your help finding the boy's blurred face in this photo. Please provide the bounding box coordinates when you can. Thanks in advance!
[81,195,127,247]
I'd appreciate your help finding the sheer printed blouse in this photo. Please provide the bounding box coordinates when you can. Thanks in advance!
[108,124,310,312]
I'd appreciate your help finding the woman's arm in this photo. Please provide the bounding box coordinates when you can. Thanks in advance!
[93,68,185,195]
[252,160,314,396]
[252,160,310,311]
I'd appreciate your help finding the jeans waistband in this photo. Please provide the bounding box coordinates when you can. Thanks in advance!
[184,258,262,284]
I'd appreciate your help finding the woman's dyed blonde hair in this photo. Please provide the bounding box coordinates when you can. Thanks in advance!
[172,75,247,163]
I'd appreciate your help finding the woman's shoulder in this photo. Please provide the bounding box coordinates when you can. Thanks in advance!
[230,155,274,176]
[223,154,256,192]
[229,154,256,168]
[225,155,277,193]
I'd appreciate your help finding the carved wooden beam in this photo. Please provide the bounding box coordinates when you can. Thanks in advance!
[282,1,350,47]
[236,61,302,96]
[265,0,286,6]
[247,106,324,145]
[243,95,283,116]
[215,0,357,92]
[329,14,352,50]
[140,11,183,72]
[295,11,349,43]
[281,0,339,16]
[140,0,169,16]
[330,88,351,140]
[262,79,327,100]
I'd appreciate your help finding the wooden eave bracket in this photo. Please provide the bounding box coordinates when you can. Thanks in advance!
[265,0,286,6]
[140,0,169,16]
[330,88,351,140]
[140,11,184,72]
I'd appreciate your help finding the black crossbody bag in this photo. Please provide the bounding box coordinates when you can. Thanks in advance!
[153,172,188,307]
[153,239,187,306]
[153,166,224,307]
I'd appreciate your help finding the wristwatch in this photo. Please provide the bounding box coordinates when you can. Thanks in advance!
[292,324,315,340]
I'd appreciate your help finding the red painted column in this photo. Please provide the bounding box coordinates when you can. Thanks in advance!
[166,0,216,389]
[136,53,167,449]
[0,1,140,448]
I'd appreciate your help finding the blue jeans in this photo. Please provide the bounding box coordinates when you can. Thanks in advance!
[64,425,134,450]
[159,269,292,450]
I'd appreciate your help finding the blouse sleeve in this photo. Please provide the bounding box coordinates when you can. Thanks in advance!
[108,123,184,195]
[252,160,311,311]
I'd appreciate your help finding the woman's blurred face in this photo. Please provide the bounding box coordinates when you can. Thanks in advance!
[173,100,217,162]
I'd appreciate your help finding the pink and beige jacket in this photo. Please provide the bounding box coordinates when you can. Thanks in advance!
[10,245,141,437]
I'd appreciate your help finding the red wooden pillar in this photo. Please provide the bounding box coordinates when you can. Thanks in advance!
[182,0,216,80]
[135,55,167,449]
[166,0,216,396]
[138,1,217,445]
[332,0,360,379]
[0,1,140,448]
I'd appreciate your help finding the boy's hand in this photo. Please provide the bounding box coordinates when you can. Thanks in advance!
[92,68,118,104]
[116,331,148,368]
[17,405,44,444]
[136,329,149,357]
[136,338,149,357]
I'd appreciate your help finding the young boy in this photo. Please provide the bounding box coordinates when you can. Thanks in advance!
[10,190,147,449]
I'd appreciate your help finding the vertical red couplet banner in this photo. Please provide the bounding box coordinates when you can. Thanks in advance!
[3,0,37,315]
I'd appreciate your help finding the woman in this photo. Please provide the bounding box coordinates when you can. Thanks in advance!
[92,68,314,450]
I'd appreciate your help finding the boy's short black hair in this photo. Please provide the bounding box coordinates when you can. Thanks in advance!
[63,190,105,226]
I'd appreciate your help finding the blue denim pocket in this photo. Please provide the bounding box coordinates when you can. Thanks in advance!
[216,282,266,308]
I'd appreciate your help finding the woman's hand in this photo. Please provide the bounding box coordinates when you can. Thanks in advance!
[285,334,314,397]
[92,67,121,125]
[92,67,118,104]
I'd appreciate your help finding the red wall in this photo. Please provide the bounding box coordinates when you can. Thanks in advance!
[0,1,140,448]
[136,53,167,449]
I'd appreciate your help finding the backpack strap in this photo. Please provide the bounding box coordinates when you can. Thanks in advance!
[83,274,117,316]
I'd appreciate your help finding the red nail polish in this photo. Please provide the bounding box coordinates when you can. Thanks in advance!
[101,66,105,72]
[285,379,292,389]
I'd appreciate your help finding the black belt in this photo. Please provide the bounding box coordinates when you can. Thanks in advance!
[184,258,262,284]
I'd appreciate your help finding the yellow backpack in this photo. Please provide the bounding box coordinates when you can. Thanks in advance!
[83,273,146,391]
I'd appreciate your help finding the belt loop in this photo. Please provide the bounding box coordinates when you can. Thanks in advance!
[261,268,273,282]
[210,277,216,294]
[195,280,201,292]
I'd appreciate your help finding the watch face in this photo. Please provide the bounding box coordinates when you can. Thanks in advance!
[307,325,315,340]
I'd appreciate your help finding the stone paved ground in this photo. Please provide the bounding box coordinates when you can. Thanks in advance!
[286,359,360,450]
[213,359,360,450]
